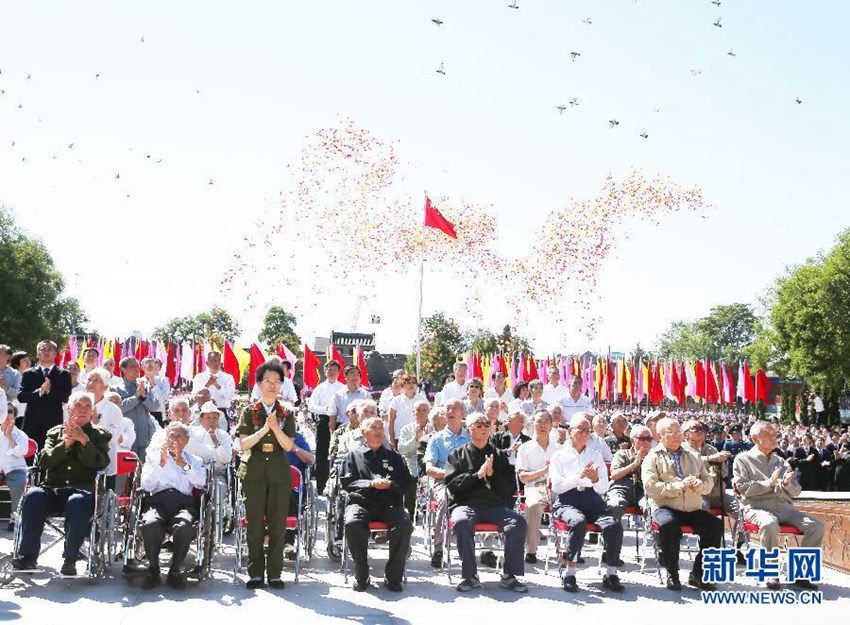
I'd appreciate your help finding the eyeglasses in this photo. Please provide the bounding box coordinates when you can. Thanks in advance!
[468,422,489,429]
[636,436,653,442]
[573,427,591,434]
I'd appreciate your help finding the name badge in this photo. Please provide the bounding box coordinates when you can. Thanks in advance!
[261,443,274,453]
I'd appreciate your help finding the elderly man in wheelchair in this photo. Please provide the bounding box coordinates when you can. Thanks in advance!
[10,391,111,577]
[136,422,207,589]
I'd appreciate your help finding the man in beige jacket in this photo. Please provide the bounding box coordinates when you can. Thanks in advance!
[733,420,823,591]
[642,417,723,591]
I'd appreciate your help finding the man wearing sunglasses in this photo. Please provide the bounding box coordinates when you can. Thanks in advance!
[607,424,653,521]
[550,412,625,593]
[445,412,528,593]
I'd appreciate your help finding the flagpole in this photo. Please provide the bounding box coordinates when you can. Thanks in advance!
[416,191,427,384]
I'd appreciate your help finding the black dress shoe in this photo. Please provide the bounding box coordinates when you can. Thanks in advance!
[480,551,498,568]
[602,574,625,592]
[352,577,371,592]
[268,578,285,589]
[794,579,818,590]
[736,550,747,566]
[167,571,187,590]
[766,578,781,591]
[60,559,77,576]
[430,550,443,568]
[142,570,161,590]
[688,571,716,591]
[383,578,403,592]
[10,556,38,571]
[562,574,578,592]
[246,578,265,589]
[525,553,537,564]
[666,571,682,591]
[577,557,586,564]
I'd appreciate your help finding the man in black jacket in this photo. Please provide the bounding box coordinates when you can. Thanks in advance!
[340,416,413,592]
[11,390,111,576]
[17,341,72,449]
[445,412,528,593]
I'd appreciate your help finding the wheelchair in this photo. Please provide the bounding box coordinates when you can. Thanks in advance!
[121,464,216,584]
[0,459,112,585]
[210,462,236,549]
[232,466,316,583]
[325,460,346,560]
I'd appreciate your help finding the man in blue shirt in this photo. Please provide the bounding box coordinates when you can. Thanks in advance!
[423,399,471,568]
[284,430,314,559]
[0,345,22,402]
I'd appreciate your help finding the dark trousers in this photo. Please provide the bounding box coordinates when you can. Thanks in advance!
[19,487,94,560]
[653,506,723,574]
[315,415,331,493]
[554,489,623,566]
[404,479,417,519]
[285,489,300,545]
[344,503,412,584]
[140,489,198,573]
[243,478,290,580]
[450,505,527,580]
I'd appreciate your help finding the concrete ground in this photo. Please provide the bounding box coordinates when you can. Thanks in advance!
[1,503,848,624]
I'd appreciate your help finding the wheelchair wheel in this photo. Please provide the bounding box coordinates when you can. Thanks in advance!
[326,509,341,561]
[0,556,17,585]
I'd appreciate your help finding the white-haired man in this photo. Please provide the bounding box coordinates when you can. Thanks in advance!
[642,416,720,591]
[113,357,160,462]
[423,399,470,568]
[86,367,133,481]
[190,351,236,414]
[733,420,824,591]
[606,424,652,520]
[11,391,111,575]
[438,362,469,406]
[397,399,433,518]
[147,398,214,464]
[550,412,624,592]
[516,409,560,564]
[138,421,207,590]
[340,416,413,592]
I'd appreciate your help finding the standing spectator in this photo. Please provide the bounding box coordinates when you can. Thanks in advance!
[191,351,236,416]
[387,374,427,451]
[17,340,72,450]
[0,345,22,403]
[78,347,99,385]
[558,375,591,422]
[142,358,171,427]
[378,369,404,416]
[306,361,345,494]
[812,391,825,426]
[112,357,160,462]
[438,362,468,407]
[542,366,567,406]
[833,443,850,491]
[791,434,820,490]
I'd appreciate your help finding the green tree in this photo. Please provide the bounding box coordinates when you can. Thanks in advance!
[769,228,850,391]
[406,312,465,387]
[0,206,89,351]
[258,306,302,357]
[656,303,756,362]
[152,306,240,343]
[464,324,531,355]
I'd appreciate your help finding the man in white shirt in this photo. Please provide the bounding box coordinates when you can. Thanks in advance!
[483,370,512,414]
[77,347,100,386]
[142,358,172,427]
[549,412,624,593]
[438,362,468,406]
[378,369,404,415]
[1,391,29,531]
[250,356,298,404]
[306,361,345,493]
[515,409,560,564]
[812,391,825,426]
[558,375,592,422]
[138,422,207,590]
[191,351,236,415]
[542,366,567,406]
[86,367,134,479]
[148,398,214,464]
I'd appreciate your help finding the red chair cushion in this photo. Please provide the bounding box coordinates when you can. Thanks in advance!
[623,506,642,515]
[553,520,601,532]
[474,523,500,532]
[116,451,138,476]
[651,521,695,533]
[369,522,389,530]
[286,517,298,529]
[742,522,804,535]
[116,496,131,507]
[709,507,724,516]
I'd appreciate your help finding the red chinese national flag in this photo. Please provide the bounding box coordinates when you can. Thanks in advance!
[302,344,321,390]
[165,342,176,386]
[355,347,371,388]
[744,362,756,402]
[424,197,457,239]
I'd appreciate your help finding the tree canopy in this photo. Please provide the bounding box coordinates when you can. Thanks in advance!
[656,303,756,362]
[151,306,239,343]
[0,206,88,351]
[258,306,302,356]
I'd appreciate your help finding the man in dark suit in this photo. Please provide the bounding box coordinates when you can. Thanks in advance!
[17,340,72,449]
[489,408,531,491]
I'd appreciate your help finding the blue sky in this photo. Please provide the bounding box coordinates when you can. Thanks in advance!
[1,1,848,354]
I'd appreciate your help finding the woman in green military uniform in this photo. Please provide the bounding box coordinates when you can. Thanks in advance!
[237,361,296,589]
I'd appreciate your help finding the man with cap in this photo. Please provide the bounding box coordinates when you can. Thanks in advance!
[723,425,752,488]
[445,412,528,593]
[549,412,624,592]
[606,424,652,520]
